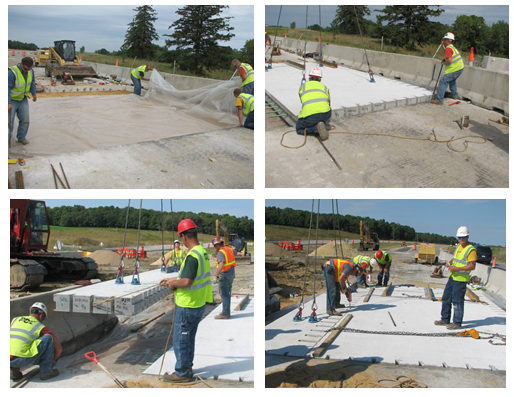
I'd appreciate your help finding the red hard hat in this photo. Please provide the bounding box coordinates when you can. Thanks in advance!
[212,237,223,246]
[375,250,383,260]
[178,218,198,235]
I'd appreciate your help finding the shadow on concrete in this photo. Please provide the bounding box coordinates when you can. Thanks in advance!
[194,356,254,379]
[463,316,506,328]
[468,120,509,154]
[266,328,301,341]
[344,303,396,313]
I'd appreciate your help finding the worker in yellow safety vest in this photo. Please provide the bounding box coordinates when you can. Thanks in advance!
[165,239,187,272]
[233,88,254,130]
[212,237,237,319]
[435,226,476,330]
[10,302,62,381]
[322,258,363,316]
[159,218,213,383]
[374,250,392,287]
[431,32,465,105]
[131,64,152,96]
[353,255,376,288]
[296,67,331,141]
[231,59,254,95]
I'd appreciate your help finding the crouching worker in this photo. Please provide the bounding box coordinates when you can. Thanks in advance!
[234,88,254,130]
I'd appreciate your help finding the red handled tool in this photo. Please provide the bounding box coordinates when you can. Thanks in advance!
[85,351,125,388]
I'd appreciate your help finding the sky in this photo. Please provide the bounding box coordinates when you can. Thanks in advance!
[265,5,509,28]
[40,199,254,219]
[265,199,506,246]
[8,5,254,52]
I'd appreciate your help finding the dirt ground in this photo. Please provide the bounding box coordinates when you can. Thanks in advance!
[37,90,132,98]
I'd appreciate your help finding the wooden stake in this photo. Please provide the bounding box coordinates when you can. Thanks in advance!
[312,314,353,358]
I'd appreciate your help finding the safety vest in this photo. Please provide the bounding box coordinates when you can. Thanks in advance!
[10,316,45,358]
[131,65,147,79]
[376,251,391,265]
[238,93,254,116]
[450,244,476,282]
[171,248,186,266]
[298,80,330,119]
[445,45,464,75]
[333,259,354,282]
[353,255,371,270]
[217,246,237,272]
[239,63,254,86]
[175,244,213,308]
[9,65,33,101]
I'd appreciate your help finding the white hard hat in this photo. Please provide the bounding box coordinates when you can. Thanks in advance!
[443,32,455,41]
[456,226,469,237]
[370,258,378,267]
[309,67,322,78]
[174,240,180,244]
[30,302,48,317]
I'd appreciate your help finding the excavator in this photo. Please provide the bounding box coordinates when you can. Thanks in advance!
[359,220,380,251]
[10,199,98,290]
[215,219,251,265]
[45,40,96,78]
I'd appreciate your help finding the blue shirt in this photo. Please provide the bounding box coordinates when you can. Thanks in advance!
[8,64,37,105]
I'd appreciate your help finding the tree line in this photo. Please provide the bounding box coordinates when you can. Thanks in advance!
[8,40,38,51]
[265,206,458,245]
[48,205,254,239]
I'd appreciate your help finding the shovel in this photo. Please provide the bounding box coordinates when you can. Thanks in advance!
[84,351,125,388]
[432,63,444,100]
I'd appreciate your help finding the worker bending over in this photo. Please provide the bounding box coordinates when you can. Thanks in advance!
[231,59,254,95]
[131,64,152,96]
[353,256,377,288]
[165,239,187,273]
[233,88,254,130]
[10,302,62,381]
[431,32,464,105]
[374,250,392,287]
[159,219,213,383]
[435,226,476,330]
[322,258,364,316]
[213,237,237,319]
[296,67,331,141]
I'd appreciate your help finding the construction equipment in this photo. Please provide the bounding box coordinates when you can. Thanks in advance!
[215,219,250,257]
[45,40,96,79]
[415,244,439,264]
[359,221,380,251]
[10,199,98,290]
[34,50,50,67]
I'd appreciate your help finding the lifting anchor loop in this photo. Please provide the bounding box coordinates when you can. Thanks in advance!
[308,307,319,323]
[369,70,376,83]
[293,306,303,322]
[115,256,124,284]
[131,259,141,285]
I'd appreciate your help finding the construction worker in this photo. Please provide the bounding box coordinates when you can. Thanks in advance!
[353,255,375,288]
[10,302,62,381]
[213,237,237,319]
[165,239,187,273]
[8,57,37,146]
[431,32,464,105]
[231,59,254,95]
[265,31,271,47]
[159,219,213,383]
[435,226,476,330]
[322,258,364,316]
[233,88,254,129]
[374,250,392,287]
[296,67,331,141]
[131,64,152,96]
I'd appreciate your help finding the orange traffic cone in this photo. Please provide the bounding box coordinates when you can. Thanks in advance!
[22,51,26,56]
[11,50,15,56]
[492,257,496,267]
[469,47,474,67]
[285,33,287,38]
[413,244,417,251]
[115,59,118,66]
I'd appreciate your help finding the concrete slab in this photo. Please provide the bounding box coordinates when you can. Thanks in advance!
[145,296,254,381]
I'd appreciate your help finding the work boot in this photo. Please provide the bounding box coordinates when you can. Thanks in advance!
[434,320,449,326]
[446,323,462,330]
[214,314,230,320]
[327,310,342,316]
[10,368,23,381]
[17,138,30,145]
[335,303,346,308]
[316,122,329,141]
[163,372,193,383]
[375,283,382,287]
[450,95,461,100]
[430,100,443,106]
[40,369,59,380]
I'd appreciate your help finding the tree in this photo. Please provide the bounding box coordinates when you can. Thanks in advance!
[123,5,159,59]
[95,48,110,55]
[290,21,296,29]
[377,6,444,49]
[486,20,509,57]
[79,46,85,53]
[239,39,254,68]
[332,5,371,35]
[452,15,488,53]
[164,5,234,75]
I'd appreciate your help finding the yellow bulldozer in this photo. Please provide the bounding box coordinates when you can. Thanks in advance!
[45,40,96,78]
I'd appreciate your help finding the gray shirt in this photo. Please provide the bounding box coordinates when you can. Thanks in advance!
[217,251,235,280]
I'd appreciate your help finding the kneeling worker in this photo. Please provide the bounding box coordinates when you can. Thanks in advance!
[131,64,152,96]
[213,237,237,319]
[10,302,62,381]
[296,67,331,141]
[234,88,254,130]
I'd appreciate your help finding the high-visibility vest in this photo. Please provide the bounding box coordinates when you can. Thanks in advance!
[353,255,371,270]
[445,45,464,75]
[217,246,237,272]
[131,65,147,79]
[9,65,33,101]
[450,244,476,282]
[171,248,186,266]
[10,316,45,358]
[333,259,354,282]
[376,251,391,265]
[238,93,254,116]
[239,63,254,86]
[175,244,213,308]
[298,80,330,119]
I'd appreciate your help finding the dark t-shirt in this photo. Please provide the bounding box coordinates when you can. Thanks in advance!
[180,255,198,279]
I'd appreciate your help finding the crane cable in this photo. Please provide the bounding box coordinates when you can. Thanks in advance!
[353,5,375,82]
[335,199,344,259]
[302,6,309,82]
[268,5,283,68]
[115,199,131,283]
[160,199,166,272]
[311,200,321,314]
[297,200,316,313]
[318,5,323,65]
[131,199,143,284]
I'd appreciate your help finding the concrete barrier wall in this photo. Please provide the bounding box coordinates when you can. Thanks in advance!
[482,56,509,73]
[272,37,509,115]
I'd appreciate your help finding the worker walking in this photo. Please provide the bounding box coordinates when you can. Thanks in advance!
[165,239,187,273]
[353,256,376,288]
[131,64,152,96]
[10,302,62,381]
[8,57,37,146]
[296,67,331,141]
[231,59,254,95]
[374,250,392,287]
[233,88,254,130]
[159,219,213,383]
[431,33,464,105]
[213,237,237,319]
[435,226,476,330]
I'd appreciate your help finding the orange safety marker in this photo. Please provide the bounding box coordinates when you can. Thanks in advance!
[492,257,496,267]
[115,59,118,66]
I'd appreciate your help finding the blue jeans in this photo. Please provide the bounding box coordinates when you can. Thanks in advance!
[296,110,332,135]
[9,97,30,140]
[357,273,367,286]
[323,263,341,311]
[131,74,142,96]
[242,81,254,95]
[173,304,205,377]
[440,277,467,326]
[437,69,464,103]
[10,334,55,376]
[218,274,234,316]
[377,262,391,286]
[244,111,254,130]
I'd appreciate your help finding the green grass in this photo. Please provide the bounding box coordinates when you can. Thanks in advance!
[491,247,506,264]
[266,224,360,242]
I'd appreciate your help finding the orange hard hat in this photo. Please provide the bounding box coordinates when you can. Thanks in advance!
[375,250,383,260]
[212,237,224,246]
[178,218,198,235]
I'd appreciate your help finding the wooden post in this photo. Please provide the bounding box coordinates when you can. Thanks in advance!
[312,314,353,358]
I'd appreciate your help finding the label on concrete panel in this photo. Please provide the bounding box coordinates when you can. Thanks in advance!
[73,295,93,313]
[54,294,71,312]
[92,296,114,314]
